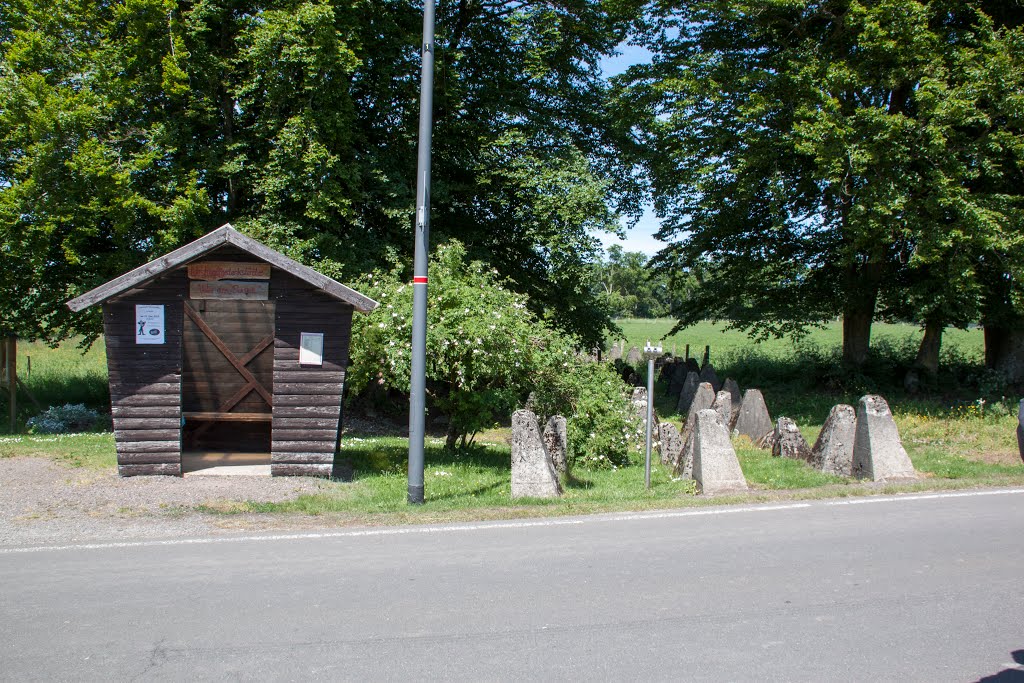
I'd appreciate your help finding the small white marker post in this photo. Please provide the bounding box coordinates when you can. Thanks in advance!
[643,340,663,490]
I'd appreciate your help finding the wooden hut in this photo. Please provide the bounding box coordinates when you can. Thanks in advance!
[67,224,378,477]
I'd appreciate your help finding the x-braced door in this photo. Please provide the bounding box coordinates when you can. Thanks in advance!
[181,300,275,451]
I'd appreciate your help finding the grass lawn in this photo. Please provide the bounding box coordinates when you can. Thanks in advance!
[2,321,1022,524]
[6,338,108,426]
[3,409,1022,523]
[0,432,116,469]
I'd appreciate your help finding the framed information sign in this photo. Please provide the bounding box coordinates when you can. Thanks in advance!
[135,305,165,344]
[299,332,324,366]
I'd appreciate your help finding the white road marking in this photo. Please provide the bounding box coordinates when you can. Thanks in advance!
[3,488,1023,555]
[823,488,1024,505]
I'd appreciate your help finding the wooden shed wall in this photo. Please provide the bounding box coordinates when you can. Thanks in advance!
[99,244,356,478]
[104,271,185,476]
[271,270,354,478]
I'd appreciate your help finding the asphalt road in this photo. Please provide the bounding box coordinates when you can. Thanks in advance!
[2,489,1024,682]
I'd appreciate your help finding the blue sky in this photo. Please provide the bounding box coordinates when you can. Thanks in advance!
[595,43,666,259]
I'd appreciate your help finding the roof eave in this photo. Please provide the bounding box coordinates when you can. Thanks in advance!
[66,224,378,314]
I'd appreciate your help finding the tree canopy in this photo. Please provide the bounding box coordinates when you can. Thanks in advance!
[621,0,1024,369]
[1,0,645,347]
[590,244,694,318]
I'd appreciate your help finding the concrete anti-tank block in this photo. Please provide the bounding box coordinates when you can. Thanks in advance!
[676,383,715,477]
[771,417,812,461]
[699,363,722,393]
[511,409,562,498]
[733,389,773,445]
[676,371,701,414]
[712,390,732,429]
[659,422,682,467]
[685,382,716,435]
[812,404,855,476]
[851,395,918,481]
[676,428,695,478]
[723,378,741,426]
[543,415,568,477]
[692,409,748,494]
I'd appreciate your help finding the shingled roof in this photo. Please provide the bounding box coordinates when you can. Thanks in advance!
[67,224,378,313]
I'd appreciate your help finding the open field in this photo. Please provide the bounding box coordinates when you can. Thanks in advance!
[5,321,989,425]
[612,318,984,361]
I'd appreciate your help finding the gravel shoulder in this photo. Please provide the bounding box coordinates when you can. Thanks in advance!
[0,457,338,547]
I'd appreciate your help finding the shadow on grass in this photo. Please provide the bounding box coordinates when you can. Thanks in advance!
[652,341,1017,427]
[2,374,110,434]
[342,439,511,479]
[428,480,505,502]
[563,472,595,490]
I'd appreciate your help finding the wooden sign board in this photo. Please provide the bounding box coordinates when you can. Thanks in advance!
[187,261,271,281]
[189,281,269,300]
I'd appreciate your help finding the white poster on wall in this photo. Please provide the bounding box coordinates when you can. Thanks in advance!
[299,332,324,366]
[135,305,165,345]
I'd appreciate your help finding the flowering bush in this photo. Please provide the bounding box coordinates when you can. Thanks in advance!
[529,348,643,468]
[26,404,104,434]
[349,241,638,464]
[350,241,547,447]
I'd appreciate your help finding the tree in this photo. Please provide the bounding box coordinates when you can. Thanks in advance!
[621,0,1024,369]
[591,244,683,318]
[0,0,645,348]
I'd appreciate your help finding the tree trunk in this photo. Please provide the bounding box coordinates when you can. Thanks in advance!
[915,319,943,378]
[842,310,873,368]
[841,261,884,369]
[984,326,1024,383]
[446,421,459,451]
[905,318,943,393]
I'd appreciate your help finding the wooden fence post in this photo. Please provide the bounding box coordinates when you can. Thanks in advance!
[3,337,16,433]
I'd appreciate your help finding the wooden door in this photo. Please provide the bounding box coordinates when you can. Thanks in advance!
[181,299,275,451]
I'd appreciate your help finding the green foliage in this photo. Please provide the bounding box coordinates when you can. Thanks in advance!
[26,403,106,434]
[350,240,641,464]
[621,1,1024,364]
[591,245,687,318]
[350,241,538,444]
[0,0,642,347]
[531,355,644,468]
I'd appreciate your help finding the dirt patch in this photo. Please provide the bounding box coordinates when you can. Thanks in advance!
[967,449,1024,466]
[0,457,332,547]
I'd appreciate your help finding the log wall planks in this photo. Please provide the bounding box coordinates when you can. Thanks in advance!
[104,270,185,476]
[93,240,362,479]
[270,270,353,478]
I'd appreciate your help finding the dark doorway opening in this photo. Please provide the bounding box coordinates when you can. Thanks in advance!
[181,299,274,470]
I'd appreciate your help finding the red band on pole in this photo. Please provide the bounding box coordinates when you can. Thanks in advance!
[413,276,428,284]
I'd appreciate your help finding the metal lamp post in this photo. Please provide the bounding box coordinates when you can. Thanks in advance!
[408,0,435,505]
[643,340,662,489]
